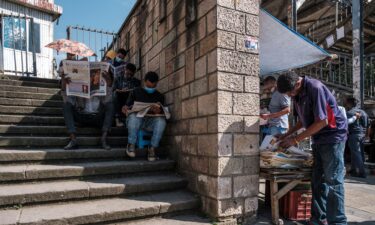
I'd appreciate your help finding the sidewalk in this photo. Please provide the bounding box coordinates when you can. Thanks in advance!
[257,175,375,225]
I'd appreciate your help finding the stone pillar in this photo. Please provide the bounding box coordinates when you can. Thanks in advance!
[179,0,260,223]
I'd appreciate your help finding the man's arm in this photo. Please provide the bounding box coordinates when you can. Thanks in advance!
[278,120,303,140]
[261,107,290,120]
[280,119,328,148]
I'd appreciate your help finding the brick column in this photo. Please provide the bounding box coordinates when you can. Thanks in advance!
[179,0,260,223]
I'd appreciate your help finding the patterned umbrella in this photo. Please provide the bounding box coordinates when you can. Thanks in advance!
[45,39,96,57]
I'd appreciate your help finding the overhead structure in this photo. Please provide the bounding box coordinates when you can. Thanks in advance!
[259,9,330,76]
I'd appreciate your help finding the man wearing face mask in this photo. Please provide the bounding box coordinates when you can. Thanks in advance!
[113,63,140,126]
[122,72,166,161]
[112,48,128,68]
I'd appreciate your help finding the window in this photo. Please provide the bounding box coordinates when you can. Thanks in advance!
[3,17,27,51]
[185,0,198,26]
[29,22,41,53]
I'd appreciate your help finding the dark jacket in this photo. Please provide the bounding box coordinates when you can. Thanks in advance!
[126,87,165,107]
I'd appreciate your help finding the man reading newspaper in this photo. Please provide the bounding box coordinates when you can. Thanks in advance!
[122,72,167,161]
[60,59,114,151]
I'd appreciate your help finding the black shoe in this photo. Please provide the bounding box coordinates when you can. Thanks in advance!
[102,140,111,150]
[64,139,78,150]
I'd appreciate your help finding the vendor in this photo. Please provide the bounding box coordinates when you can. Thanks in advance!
[276,72,348,225]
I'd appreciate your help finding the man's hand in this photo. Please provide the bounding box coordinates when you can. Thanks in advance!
[122,105,130,115]
[275,133,288,141]
[149,104,162,114]
[355,112,361,119]
[61,76,71,89]
[260,114,270,120]
[279,137,298,148]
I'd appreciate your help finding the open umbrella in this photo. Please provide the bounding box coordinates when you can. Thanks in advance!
[45,39,96,57]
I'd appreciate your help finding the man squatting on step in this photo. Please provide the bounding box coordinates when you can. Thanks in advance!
[277,72,348,225]
[59,55,114,151]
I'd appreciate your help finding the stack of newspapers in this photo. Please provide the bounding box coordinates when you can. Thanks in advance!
[260,135,313,169]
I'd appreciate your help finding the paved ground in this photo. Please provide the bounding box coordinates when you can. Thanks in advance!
[257,175,375,225]
[118,175,375,225]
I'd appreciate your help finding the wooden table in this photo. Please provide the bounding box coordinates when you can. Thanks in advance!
[260,168,312,225]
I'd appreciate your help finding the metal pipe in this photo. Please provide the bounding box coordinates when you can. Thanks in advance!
[10,15,18,76]
[0,13,4,73]
[24,12,29,76]
[18,14,24,76]
[66,26,71,40]
[30,17,37,76]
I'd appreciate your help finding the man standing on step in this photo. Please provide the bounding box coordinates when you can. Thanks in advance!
[59,57,114,151]
[122,72,167,161]
[276,72,348,225]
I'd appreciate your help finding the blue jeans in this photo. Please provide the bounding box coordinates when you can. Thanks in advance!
[311,142,347,225]
[269,126,287,136]
[127,113,166,148]
[348,134,366,177]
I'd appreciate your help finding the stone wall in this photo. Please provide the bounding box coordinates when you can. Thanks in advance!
[117,0,260,222]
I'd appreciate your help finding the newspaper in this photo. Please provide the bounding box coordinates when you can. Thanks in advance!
[110,64,126,78]
[63,60,109,98]
[127,101,171,119]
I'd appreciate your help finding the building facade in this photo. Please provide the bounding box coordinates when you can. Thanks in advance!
[0,0,62,78]
[115,0,261,223]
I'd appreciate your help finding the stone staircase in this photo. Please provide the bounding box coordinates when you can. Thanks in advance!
[0,75,200,225]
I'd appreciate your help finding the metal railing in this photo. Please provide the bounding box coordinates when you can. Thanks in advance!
[66,25,119,61]
[295,53,375,99]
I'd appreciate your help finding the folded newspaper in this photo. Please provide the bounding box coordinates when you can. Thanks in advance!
[260,135,313,169]
[128,101,171,119]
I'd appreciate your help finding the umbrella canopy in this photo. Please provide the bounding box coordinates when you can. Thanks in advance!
[45,39,96,57]
[259,9,331,76]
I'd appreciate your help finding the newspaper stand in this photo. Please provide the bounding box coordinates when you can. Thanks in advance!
[260,168,312,225]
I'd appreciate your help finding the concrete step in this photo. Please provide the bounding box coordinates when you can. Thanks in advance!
[0,125,126,136]
[0,84,60,95]
[0,174,187,207]
[2,75,59,84]
[0,148,126,162]
[0,105,62,116]
[0,90,62,101]
[0,114,65,125]
[0,190,199,225]
[0,136,127,147]
[0,97,63,108]
[0,159,175,182]
[0,78,59,89]
[114,214,211,225]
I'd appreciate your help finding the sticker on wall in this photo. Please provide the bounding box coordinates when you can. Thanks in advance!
[245,36,258,50]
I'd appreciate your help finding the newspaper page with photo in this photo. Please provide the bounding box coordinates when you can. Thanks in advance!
[64,60,91,98]
[64,61,109,98]
[89,62,108,97]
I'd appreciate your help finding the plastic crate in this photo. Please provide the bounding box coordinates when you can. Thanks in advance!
[280,190,312,221]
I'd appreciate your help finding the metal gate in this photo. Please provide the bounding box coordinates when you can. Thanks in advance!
[66,25,120,61]
[0,13,38,76]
